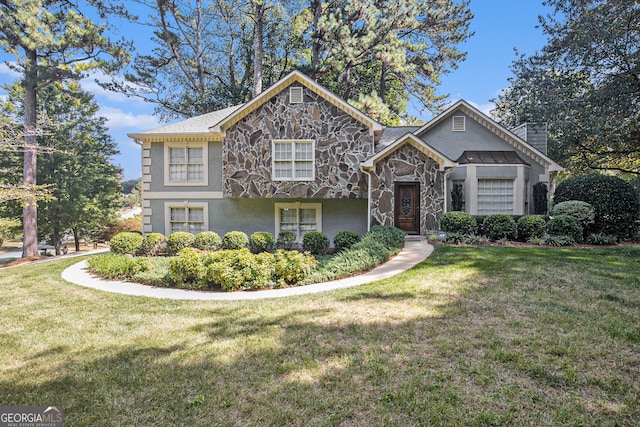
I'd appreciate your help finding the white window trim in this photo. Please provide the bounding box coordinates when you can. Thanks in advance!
[164,202,209,236]
[163,141,209,187]
[272,139,315,181]
[452,115,466,132]
[289,87,303,104]
[275,202,322,242]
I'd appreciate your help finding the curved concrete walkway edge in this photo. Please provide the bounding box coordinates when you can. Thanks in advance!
[61,239,434,301]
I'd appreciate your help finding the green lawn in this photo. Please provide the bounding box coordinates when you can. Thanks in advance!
[1,245,639,426]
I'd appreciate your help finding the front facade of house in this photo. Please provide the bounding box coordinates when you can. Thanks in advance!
[129,71,562,242]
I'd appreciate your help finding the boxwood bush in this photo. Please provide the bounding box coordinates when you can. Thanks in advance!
[547,214,583,242]
[516,215,547,241]
[483,214,517,241]
[333,231,361,252]
[222,231,249,250]
[276,231,297,250]
[139,232,166,256]
[110,232,143,255]
[194,231,222,251]
[302,231,330,254]
[551,201,595,229]
[554,173,639,239]
[440,211,477,235]
[249,231,275,253]
[166,232,196,256]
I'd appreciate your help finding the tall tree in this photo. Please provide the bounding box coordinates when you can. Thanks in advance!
[494,0,640,175]
[0,0,131,257]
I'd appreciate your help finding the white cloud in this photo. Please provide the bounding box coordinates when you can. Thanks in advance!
[79,69,150,105]
[467,101,496,116]
[100,106,160,131]
[0,62,21,79]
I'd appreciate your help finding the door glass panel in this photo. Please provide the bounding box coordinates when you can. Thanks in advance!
[401,189,412,215]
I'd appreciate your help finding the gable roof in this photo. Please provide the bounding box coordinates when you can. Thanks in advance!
[215,70,383,135]
[128,104,243,142]
[377,126,421,147]
[416,100,563,172]
[362,132,456,171]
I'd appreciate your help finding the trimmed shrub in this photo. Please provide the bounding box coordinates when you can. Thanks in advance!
[88,253,151,279]
[110,232,143,255]
[168,247,206,285]
[249,231,275,253]
[222,231,249,250]
[551,201,595,230]
[547,215,583,242]
[516,215,547,241]
[139,232,166,256]
[367,225,405,250]
[483,214,517,241]
[440,211,477,235]
[194,231,222,251]
[303,231,330,255]
[276,231,297,250]
[554,174,639,239]
[166,232,196,256]
[533,182,548,215]
[333,231,361,252]
[274,250,318,285]
[205,249,276,291]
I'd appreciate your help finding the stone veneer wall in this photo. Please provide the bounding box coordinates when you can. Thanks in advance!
[370,143,444,233]
[223,84,372,198]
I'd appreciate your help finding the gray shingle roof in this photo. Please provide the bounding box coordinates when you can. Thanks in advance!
[136,104,244,135]
[377,126,421,147]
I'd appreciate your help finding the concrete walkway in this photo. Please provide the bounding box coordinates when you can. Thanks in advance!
[61,238,434,301]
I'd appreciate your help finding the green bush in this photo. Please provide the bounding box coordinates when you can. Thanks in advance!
[168,247,206,285]
[547,215,583,242]
[166,232,196,256]
[333,231,361,252]
[516,215,547,241]
[194,231,222,251]
[205,249,276,291]
[483,214,517,241]
[554,174,639,239]
[274,250,318,285]
[0,218,20,246]
[110,232,143,255]
[367,225,405,250]
[586,233,618,246]
[249,231,275,253]
[440,211,477,235]
[541,235,576,247]
[533,182,548,215]
[302,231,330,254]
[276,231,297,250]
[222,231,249,250]
[139,233,167,256]
[551,200,595,231]
[87,253,151,279]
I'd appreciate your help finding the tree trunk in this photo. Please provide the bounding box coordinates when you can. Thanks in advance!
[53,227,60,256]
[310,0,322,70]
[379,62,387,101]
[253,0,265,97]
[22,48,38,258]
[72,228,80,252]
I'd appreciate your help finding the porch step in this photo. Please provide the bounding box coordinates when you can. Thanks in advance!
[404,235,426,242]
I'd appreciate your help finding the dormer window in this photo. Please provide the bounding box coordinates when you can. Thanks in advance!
[452,116,466,132]
[289,87,303,104]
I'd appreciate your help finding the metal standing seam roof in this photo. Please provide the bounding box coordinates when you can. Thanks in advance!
[455,150,531,165]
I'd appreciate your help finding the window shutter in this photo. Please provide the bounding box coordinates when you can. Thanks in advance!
[289,87,303,104]
[452,116,466,132]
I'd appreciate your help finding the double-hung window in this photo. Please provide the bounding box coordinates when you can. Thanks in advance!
[165,143,208,186]
[275,203,321,241]
[166,203,207,235]
[273,140,314,180]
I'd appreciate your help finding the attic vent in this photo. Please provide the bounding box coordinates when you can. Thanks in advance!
[289,87,303,104]
[452,116,465,132]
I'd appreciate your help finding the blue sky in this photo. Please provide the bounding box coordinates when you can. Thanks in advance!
[0,0,552,181]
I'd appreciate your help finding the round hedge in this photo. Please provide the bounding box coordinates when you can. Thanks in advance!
[517,215,547,241]
[333,231,361,252]
[249,231,275,253]
[440,211,477,235]
[110,232,143,255]
[554,174,639,239]
[302,231,330,255]
[483,214,517,241]
[547,214,583,242]
[166,232,196,256]
[222,231,249,250]
[194,231,222,251]
[139,232,167,256]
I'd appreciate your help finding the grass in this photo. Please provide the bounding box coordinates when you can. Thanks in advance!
[0,245,639,425]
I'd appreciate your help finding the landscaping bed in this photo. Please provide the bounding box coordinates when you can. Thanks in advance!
[87,226,406,291]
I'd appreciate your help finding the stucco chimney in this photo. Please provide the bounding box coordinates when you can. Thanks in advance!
[512,122,547,155]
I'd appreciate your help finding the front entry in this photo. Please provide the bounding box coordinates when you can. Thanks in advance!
[394,182,420,234]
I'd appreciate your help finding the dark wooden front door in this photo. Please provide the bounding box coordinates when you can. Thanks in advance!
[394,182,420,234]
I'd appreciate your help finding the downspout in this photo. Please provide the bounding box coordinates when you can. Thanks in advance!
[360,166,372,232]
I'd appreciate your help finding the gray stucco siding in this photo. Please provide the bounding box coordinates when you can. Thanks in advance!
[148,141,222,192]
[149,198,367,244]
